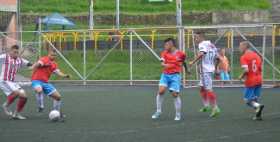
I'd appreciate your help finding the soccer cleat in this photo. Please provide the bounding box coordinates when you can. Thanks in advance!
[152,112,161,120]
[252,116,263,121]
[2,102,12,116]
[210,107,221,118]
[12,112,27,120]
[58,112,66,122]
[256,105,264,118]
[37,107,44,113]
[174,114,181,121]
[199,106,211,112]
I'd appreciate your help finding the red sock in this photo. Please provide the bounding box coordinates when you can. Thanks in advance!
[16,97,27,112]
[207,91,217,107]
[200,88,209,106]
[7,93,18,105]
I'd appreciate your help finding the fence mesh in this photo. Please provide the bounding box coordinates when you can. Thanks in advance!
[0,24,280,86]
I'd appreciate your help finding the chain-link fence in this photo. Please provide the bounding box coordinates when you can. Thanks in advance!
[1,24,280,87]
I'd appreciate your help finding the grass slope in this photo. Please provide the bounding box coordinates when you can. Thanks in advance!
[22,0,271,14]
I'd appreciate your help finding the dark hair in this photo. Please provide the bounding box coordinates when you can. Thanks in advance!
[195,31,205,38]
[164,38,176,47]
[241,41,250,49]
[11,45,19,50]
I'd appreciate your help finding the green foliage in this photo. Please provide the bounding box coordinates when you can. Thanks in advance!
[22,0,271,14]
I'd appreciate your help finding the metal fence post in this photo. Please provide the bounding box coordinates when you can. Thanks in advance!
[191,30,199,80]
[262,26,266,79]
[83,32,87,85]
[38,18,42,58]
[230,28,234,82]
[130,31,133,86]
[272,25,276,82]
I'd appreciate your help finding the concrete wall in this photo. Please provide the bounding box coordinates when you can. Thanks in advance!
[271,0,280,22]
[212,11,271,24]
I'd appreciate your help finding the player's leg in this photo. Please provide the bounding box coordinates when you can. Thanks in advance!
[12,89,28,120]
[32,80,45,112]
[1,81,28,119]
[204,73,220,117]
[50,91,62,111]
[41,82,62,111]
[170,74,182,121]
[199,87,211,112]
[0,82,19,116]
[244,87,262,109]
[44,83,65,121]
[248,85,264,120]
[199,73,211,112]
[152,74,167,119]
[49,91,66,121]
[254,85,264,120]
[3,92,18,116]
[243,86,263,120]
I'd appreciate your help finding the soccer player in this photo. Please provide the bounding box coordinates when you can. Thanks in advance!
[151,38,186,121]
[0,45,32,120]
[31,49,70,119]
[239,41,264,120]
[189,32,221,117]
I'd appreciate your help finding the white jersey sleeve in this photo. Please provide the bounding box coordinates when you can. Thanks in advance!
[0,54,6,64]
[199,43,207,53]
[20,58,30,67]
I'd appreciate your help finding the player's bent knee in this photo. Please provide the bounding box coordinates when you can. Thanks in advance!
[34,87,43,93]
[158,91,165,95]
[18,89,27,98]
[51,92,61,101]
[172,92,179,97]
[158,87,166,95]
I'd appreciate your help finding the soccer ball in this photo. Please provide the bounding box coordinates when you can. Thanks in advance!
[49,110,60,121]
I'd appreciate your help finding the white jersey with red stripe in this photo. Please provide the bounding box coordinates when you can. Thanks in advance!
[198,40,218,73]
[0,54,29,81]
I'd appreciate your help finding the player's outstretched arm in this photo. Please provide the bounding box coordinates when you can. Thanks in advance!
[54,69,70,79]
[189,52,204,67]
[21,58,33,68]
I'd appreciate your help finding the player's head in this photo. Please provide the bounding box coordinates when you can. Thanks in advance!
[9,45,20,59]
[219,48,226,56]
[239,41,250,54]
[164,38,176,51]
[194,31,205,44]
[48,49,57,60]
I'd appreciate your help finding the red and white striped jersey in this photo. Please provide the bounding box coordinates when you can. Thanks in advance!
[0,54,29,81]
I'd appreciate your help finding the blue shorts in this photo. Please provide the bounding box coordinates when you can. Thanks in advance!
[244,85,262,101]
[159,73,181,93]
[220,71,230,81]
[31,80,57,96]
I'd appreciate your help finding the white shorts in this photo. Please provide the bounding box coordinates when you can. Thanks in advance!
[0,81,22,96]
[199,72,213,90]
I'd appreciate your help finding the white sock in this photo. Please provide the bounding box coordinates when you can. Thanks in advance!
[203,100,209,107]
[174,96,182,116]
[53,100,62,111]
[156,94,164,113]
[36,93,44,108]
[251,101,261,108]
